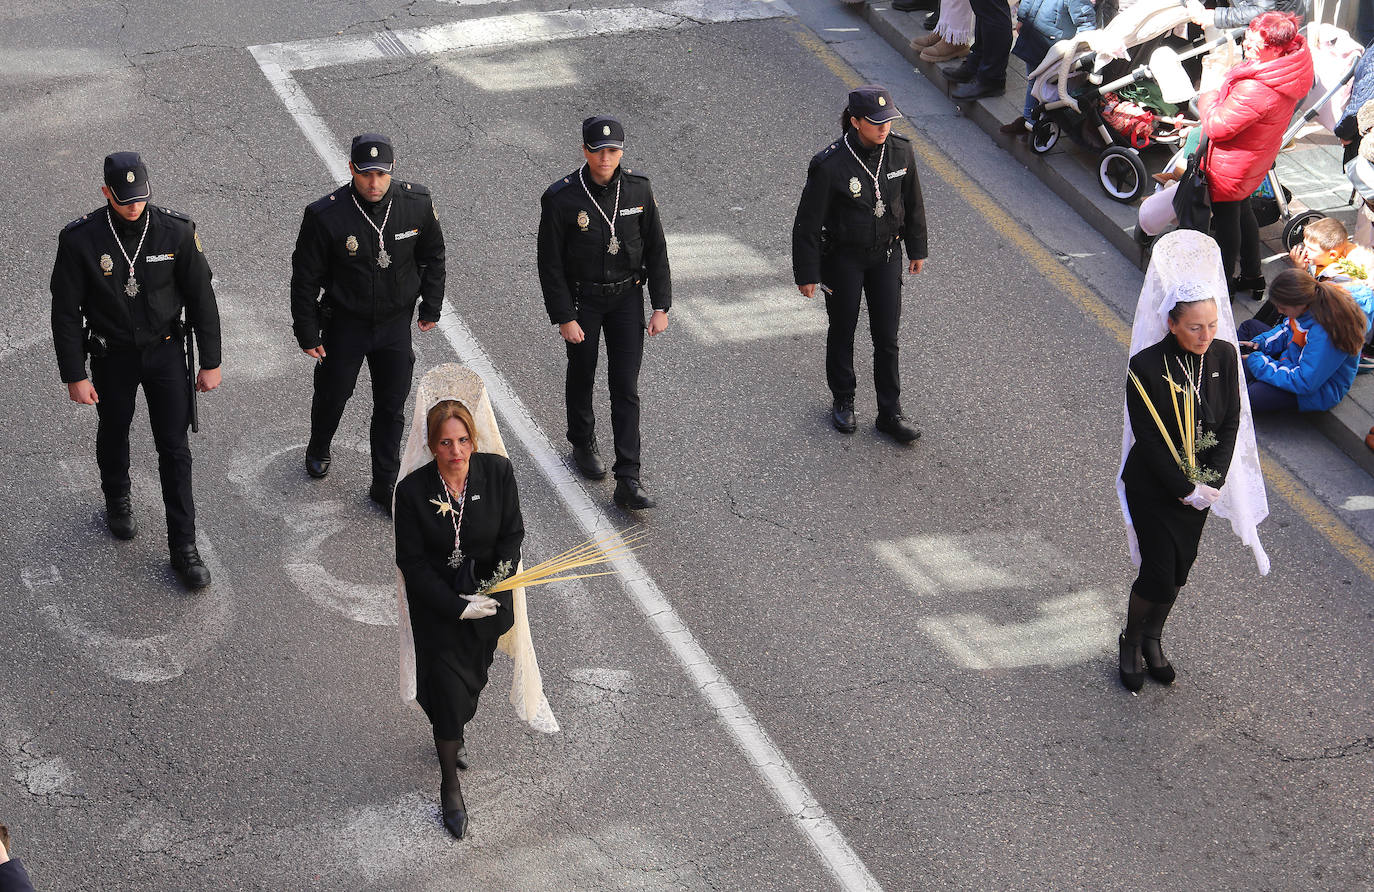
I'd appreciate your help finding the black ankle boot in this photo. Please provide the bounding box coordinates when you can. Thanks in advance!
[1140,598,1177,684]
[1118,631,1145,692]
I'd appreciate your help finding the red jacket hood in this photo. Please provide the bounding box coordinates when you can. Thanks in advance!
[1218,37,1314,103]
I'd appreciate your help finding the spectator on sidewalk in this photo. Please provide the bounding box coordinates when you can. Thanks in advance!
[911,0,974,64]
[0,826,37,892]
[1238,269,1367,412]
[1197,11,1313,297]
[1008,0,1096,134]
[941,0,1014,101]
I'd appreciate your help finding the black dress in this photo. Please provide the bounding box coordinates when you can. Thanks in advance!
[1121,334,1241,603]
[394,453,523,739]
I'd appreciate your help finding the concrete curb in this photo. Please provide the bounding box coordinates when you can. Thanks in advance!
[858,1,1374,476]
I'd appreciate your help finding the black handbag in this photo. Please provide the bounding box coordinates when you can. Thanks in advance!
[1172,135,1212,233]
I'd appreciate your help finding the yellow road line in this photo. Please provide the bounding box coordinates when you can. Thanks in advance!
[789,24,1374,581]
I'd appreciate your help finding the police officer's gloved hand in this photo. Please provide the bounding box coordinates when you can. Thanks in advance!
[459,594,500,620]
[1182,483,1221,510]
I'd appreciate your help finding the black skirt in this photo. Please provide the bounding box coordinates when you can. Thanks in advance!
[1126,484,1209,602]
[414,628,507,740]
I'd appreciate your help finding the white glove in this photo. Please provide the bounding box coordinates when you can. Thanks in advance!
[1182,484,1222,510]
[459,594,500,620]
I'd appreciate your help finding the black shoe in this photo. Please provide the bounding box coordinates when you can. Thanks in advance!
[613,478,656,510]
[1227,275,1266,301]
[171,544,211,589]
[876,412,921,444]
[106,494,137,540]
[455,744,469,771]
[832,398,857,433]
[305,451,331,479]
[571,443,607,480]
[440,782,468,840]
[923,10,939,28]
[951,78,1006,100]
[892,0,935,10]
[369,480,395,515]
[942,61,978,83]
[1118,631,1145,692]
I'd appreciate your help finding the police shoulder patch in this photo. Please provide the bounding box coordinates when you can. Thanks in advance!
[159,206,191,222]
[63,212,99,232]
[544,174,576,197]
[621,168,649,183]
[400,181,431,196]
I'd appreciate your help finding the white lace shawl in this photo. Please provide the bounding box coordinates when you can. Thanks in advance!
[1117,229,1271,575]
[395,363,560,733]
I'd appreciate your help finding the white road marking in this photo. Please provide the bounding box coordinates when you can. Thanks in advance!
[20,564,63,592]
[919,591,1118,669]
[2,716,78,799]
[668,233,776,280]
[1339,495,1374,511]
[252,5,879,884]
[675,286,829,342]
[872,531,1066,598]
[438,46,581,91]
[38,535,237,683]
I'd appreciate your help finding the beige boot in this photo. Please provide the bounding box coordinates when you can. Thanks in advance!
[920,38,970,62]
[910,30,942,49]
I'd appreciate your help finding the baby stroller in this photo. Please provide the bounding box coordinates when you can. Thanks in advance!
[1028,0,1247,203]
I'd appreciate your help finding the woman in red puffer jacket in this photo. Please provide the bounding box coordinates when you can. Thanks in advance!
[1198,11,1314,297]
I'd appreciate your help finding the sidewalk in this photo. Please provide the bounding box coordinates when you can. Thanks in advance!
[857,0,1374,475]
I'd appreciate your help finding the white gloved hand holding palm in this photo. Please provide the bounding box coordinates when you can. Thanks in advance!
[1182,483,1222,510]
[459,594,501,620]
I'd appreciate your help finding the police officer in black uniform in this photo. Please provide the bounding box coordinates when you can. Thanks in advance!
[290,134,446,512]
[537,116,672,510]
[793,85,927,444]
[50,152,223,588]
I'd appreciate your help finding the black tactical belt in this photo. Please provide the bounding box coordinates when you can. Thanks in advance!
[574,276,641,297]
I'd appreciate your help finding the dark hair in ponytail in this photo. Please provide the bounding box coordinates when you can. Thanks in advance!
[840,106,855,136]
[1268,268,1368,356]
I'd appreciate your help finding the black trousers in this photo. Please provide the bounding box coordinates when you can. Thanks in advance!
[565,289,645,481]
[821,248,904,416]
[90,337,195,548]
[967,0,1014,84]
[1210,197,1261,281]
[309,313,414,486]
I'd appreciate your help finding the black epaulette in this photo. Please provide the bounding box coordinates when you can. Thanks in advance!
[886,131,911,144]
[308,185,351,214]
[157,205,192,222]
[398,181,431,196]
[62,210,102,232]
[621,167,649,182]
[811,141,841,167]
[544,173,576,197]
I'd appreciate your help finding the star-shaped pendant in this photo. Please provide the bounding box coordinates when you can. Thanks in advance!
[430,497,454,516]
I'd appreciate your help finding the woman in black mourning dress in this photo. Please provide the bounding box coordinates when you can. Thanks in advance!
[393,398,523,840]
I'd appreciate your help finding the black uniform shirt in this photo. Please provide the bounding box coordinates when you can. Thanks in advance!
[537,165,672,325]
[289,181,446,349]
[792,131,928,285]
[50,204,221,383]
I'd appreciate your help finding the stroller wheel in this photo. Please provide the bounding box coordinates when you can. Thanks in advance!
[1282,210,1326,251]
[1029,118,1060,155]
[1098,146,1147,203]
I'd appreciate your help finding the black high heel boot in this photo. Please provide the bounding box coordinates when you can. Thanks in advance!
[1140,595,1177,684]
[1118,588,1151,692]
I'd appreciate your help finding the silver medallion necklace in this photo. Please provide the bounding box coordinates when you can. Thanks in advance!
[351,193,394,269]
[843,134,887,218]
[106,209,152,297]
[440,473,469,569]
[578,165,622,255]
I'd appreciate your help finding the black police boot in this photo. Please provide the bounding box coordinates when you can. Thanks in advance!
[1140,595,1177,685]
[876,412,921,444]
[369,479,395,515]
[171,544,211,589]
[571,443,607,480]
[106,494,137,540]
[613,478,656,510]
[304,450,331,479]
[832,397,857,434]
[950,78,1007,101]
[943,60,979,83]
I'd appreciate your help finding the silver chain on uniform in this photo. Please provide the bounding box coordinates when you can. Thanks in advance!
[351,193,394,268]
[440,475,468,568]
[578,164,622,255]
[843,133,887,218]
[105,209,152,297]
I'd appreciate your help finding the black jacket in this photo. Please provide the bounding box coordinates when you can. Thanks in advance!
[537,165,672,324]
[792,130,928,285]
[395,454,524,646]
[289,181,445,349]
[50,204,221,383]
[1122,334,1241,498]
[1212,0,1307,30]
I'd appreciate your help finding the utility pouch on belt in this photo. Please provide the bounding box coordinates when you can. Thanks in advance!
[84,327,108,359]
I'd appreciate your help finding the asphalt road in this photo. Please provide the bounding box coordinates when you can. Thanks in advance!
[2,0,1371,889]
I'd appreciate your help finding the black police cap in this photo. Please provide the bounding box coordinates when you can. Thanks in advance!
[582,116,625,150]
[103,152,151,205]
[847,85,902,124]
[351,133,394,172]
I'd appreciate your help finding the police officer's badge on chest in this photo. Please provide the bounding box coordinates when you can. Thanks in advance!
[100,254,114,276]
[576,210,589,232]
[345,235,358,256]
[849,177,862,197]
